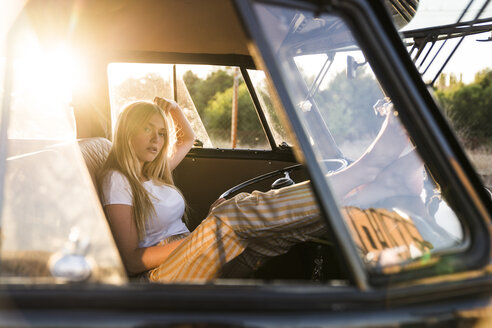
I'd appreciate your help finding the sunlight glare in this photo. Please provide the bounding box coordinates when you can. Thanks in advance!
[10,32,81,140]
[16,41,79,103]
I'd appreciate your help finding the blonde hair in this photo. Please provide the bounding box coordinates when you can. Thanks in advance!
[99,101,178,241]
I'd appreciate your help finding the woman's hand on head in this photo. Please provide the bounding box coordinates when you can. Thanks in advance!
[154,97,179,114]
[154,96,195,171]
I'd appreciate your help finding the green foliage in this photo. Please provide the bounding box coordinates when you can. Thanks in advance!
[183,69,268,148]
[183,69,233,117]
[435,69,492,146]
[204,83,262,132]
[184,69,262,132]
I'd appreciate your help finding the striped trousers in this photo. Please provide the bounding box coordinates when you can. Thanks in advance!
[148,181,326,282]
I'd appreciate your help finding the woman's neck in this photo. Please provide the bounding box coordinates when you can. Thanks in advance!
[139,172,149,182]
[138,162,146,182]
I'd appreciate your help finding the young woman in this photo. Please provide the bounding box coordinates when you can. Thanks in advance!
[99,97,195,278]
[100,97,420,282]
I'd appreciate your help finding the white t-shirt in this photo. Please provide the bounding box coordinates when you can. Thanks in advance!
[101,170,189,248]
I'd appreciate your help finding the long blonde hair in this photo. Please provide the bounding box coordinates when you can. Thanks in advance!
[99,101,177,241]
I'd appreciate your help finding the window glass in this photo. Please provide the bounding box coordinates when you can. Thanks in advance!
[1,16,125,284]
[8,32,76,142]
[108,63,270,150]
[107,63,175,135]
[178,65,269,149]
[248,69,293,147]
[254,4,465,273]
[398,0,492,32]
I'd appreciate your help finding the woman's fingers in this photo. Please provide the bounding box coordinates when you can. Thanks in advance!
[154,96,178,113]
[153,97,168,112]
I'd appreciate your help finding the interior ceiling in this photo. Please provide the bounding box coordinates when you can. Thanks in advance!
[23,0,251,56]
[20,0,425,57]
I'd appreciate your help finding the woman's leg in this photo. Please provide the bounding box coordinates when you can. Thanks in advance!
[148,181,326,282]
[148,150,425,282]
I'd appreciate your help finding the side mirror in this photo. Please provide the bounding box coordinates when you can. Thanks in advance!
[347,55,357,79]
[347,55,367,79]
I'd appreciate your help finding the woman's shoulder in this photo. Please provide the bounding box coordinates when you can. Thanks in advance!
[101,170,131,189]
[100,170,133,205]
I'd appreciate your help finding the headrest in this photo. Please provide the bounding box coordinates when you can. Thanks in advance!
[78,137,112,188]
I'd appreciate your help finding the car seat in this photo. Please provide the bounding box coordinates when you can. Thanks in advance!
[78,137,112,192]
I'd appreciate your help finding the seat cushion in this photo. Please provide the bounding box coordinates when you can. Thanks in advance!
[78,137,112,188]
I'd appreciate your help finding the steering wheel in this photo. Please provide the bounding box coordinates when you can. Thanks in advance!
[219,158,348,199]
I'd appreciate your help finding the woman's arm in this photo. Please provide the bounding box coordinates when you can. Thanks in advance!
[105,204,185,275]
[154,97,195,171]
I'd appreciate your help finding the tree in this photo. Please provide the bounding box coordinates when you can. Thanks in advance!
[314,69,384,142]
[183,69,233,117]
[183,68,266,147]
[435,68,492,146]
[204,83,262,132]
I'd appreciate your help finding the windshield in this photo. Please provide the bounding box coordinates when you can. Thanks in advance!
[253,3,466,273]
[398,0,492,82]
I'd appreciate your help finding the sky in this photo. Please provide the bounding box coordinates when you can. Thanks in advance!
[402,0,492,83]
[433,32,492,83]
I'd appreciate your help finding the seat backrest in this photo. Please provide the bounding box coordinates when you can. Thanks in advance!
[78,137,112,190]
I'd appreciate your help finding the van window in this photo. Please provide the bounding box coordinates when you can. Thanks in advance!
[108,63,270,150]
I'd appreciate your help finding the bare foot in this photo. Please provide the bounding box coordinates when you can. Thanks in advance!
[373,149,424,196]
[329,106,411,198]
[343,149,424,207]
[359,105,409,172]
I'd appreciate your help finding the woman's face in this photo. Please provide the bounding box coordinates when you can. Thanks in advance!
[130,113,167,167]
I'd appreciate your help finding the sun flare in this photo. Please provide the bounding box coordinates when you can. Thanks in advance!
[9,32,84,140]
